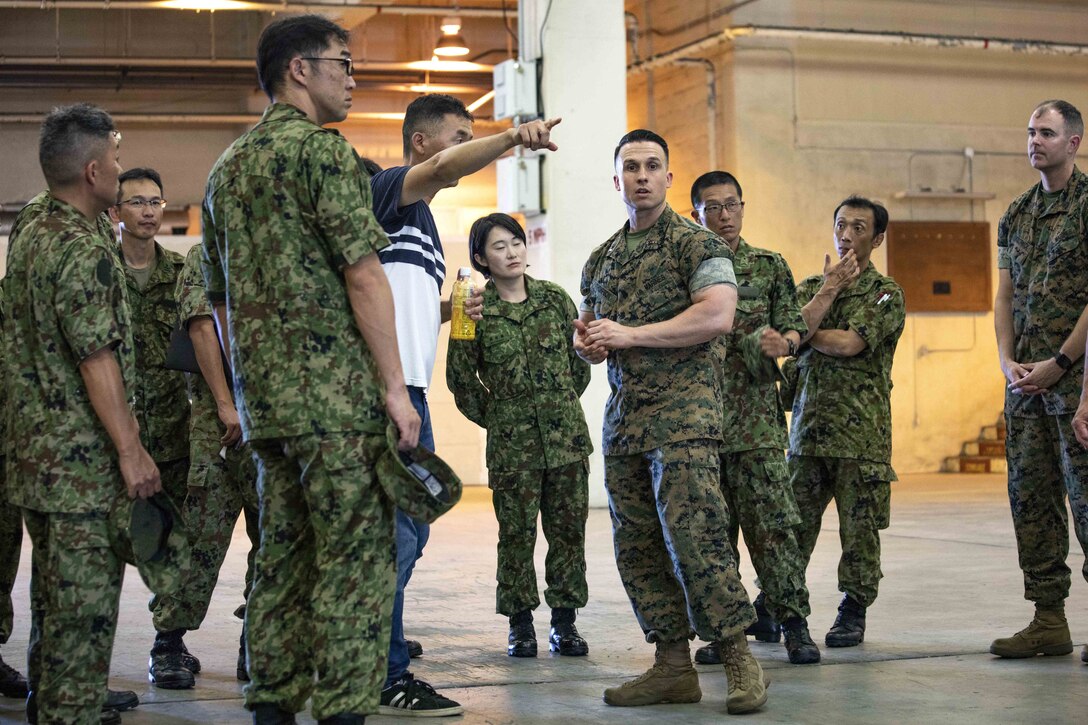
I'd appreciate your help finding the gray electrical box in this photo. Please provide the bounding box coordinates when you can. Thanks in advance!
[493,59,539,120]
[497,155,541,215]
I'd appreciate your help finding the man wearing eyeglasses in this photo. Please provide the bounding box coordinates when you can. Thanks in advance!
[108,168,195,689]
[687,171,819,666]
[202,15,421,724]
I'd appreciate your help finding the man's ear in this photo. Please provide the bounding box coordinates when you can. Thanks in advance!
[872,232,886,249]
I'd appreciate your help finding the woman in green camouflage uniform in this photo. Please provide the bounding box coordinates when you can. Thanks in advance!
[446,213,593,658]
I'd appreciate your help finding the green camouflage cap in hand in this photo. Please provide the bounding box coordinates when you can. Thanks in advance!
[378,422,462,524]
[109,490,191,596]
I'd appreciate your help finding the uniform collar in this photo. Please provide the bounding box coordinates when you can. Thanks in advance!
[1029,165,1085,217]
[605,204,678,263]
[482,274,547,319]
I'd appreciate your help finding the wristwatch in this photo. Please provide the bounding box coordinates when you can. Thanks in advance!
[1054,352,1073,371]
[787,338,797,357]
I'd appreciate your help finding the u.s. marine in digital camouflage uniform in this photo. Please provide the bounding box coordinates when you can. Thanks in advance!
[687,170,819,666]
[447,213,592,658]
[576,130,766,715]
[3,103,161,725]
[788,195,904,649]
[993,100,1088,662]
[201,15,421,721]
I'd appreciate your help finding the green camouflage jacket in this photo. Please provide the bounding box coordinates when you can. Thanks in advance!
[446,275,592,472]
[998,165,1088,417]
[124,242,190,462]
[788,263,904,471]
[718,239,807,454]
[3,196,136,513]
[202,102,391,440]
[581,205,736,455]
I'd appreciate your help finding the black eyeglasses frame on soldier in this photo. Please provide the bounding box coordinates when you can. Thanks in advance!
[300,57,354,76]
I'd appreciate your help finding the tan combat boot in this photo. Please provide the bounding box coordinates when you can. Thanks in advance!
[989,606,1074,658]
[602,639,702,707]
[721,633,769,714]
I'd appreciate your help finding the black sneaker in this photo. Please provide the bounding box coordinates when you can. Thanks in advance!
[179,638,201,674]
[782,618,821,664]
[407,639,424,659]
[825,595,866,648]
[745,592,781,643]
[379,673,463,717]
[0,653,28,698]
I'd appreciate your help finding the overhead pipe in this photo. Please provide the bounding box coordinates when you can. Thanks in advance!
[0,1,509,15]
[628,23,1088,74]
[0,56,494,73]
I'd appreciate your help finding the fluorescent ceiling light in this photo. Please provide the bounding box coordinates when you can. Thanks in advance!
[466,90,495,113]
[406,59,490,73]
[158,0,253,9]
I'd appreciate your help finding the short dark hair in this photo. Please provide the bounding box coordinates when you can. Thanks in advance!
[402,94,473,158]
[117,167,164,202]
[690,170,743,208]
[1034,99,1084,138]
[834,195,889,237]
[357,156,383,177]
[38,103,116,189]
[257,14,349,101]
[613,129,669,163]
[468,213,525,278]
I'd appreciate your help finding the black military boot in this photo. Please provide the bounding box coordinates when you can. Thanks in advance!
[825,594,866,647]
[0,650,28,698]
[26,690,121,725]
[507,609,537,657]
[406,639,424,658]
[745,592,781,643]
[105,688,140,711]
[149,628,196,689]
[549,608,589,656]
[252,703,297,724]
[782,617,821,664]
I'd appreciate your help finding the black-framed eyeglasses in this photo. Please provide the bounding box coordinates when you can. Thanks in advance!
[701,200,744,216]
[301,57,354,76]
[118,197,166,210]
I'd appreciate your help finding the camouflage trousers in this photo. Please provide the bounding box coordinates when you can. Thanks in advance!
[148,456,193,632]
[490,459,589,617]
[152,445,259,633]
[720,448,811,621]
[247,432,395,720]
[789,455,892,608]
[605,439,755,644]
[23,508,123,725]
[1005,413,1088,606]
[0,460,22,644]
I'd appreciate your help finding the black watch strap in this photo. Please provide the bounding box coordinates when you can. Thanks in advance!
[787,338,797,357]
[1054,352,1073,371]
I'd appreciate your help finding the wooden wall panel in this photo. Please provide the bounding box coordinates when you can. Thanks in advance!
[886,221,991,313]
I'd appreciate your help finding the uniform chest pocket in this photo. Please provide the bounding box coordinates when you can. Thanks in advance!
[481,328,528,399]
[1046,229,1085,265]
[532,323,574,389]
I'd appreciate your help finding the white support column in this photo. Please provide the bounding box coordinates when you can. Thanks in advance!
[518,0,627,507]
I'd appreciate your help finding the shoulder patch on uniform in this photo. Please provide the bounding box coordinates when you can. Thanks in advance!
[96,256,114,286]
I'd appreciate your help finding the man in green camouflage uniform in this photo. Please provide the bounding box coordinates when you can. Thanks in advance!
[0,285,29,700]
[107,167,197,688]
[173,245,260,682]
[576,130,766,716]
[687,171,819,666]
[201,15,420,723]
[993,100,1088,662]
[447,213,592,658]
[788,195,904,649]
[3,103,161,725]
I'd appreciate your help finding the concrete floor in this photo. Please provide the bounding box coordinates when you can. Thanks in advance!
[1,472,1085,724]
